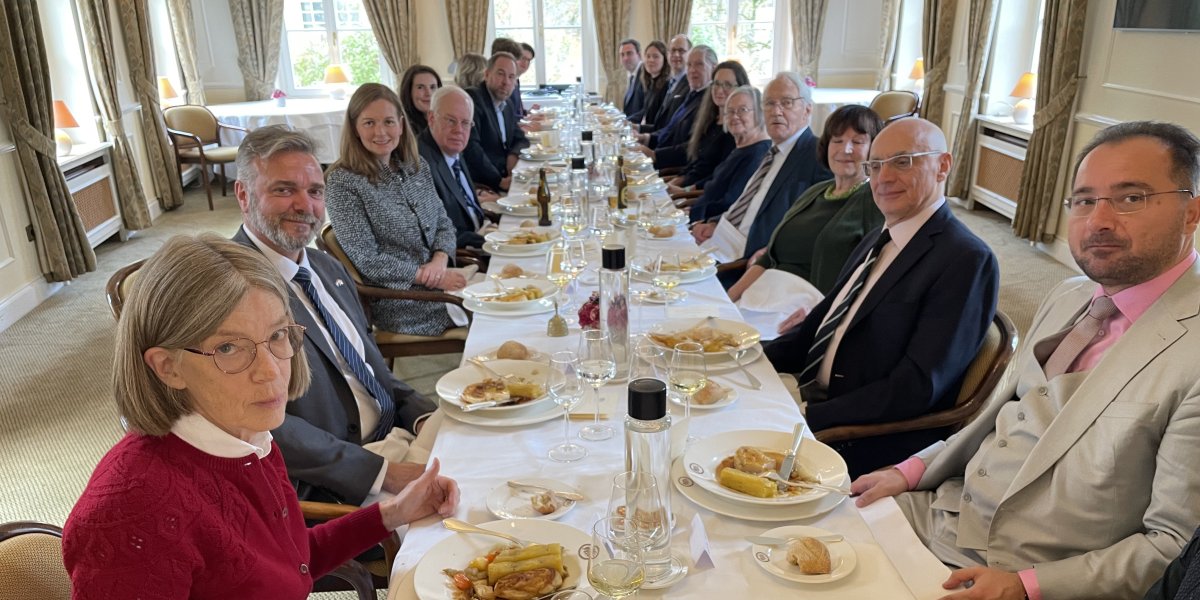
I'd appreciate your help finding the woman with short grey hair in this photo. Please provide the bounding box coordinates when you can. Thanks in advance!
[686,85,771,222]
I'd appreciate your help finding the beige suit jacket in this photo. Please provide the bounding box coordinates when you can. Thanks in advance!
[913,261,1200,599]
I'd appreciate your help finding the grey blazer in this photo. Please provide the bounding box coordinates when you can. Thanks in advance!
[913,261,1200,599]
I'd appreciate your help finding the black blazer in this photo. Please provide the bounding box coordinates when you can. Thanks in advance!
[417,129,486,249]
[465,83,529,191]
[648,87,705,151]
[763,204,999,476]
[234,227,438,504]
[655,119,733,176]
[644,76,690,134]
[623,67,645,117]
[632,77,670,126]
[742,128,831,259]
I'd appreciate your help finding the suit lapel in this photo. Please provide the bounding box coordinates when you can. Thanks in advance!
[846,206,948,331]
[476,85,503,145]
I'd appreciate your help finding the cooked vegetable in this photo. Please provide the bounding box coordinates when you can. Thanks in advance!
[718,466,777,498]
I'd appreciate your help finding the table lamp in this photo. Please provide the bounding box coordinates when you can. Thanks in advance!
[1010,72,1037,125]
[909,58,925,97]
[324,64,350,100]
[158,76,179,106]
[52,100,79,157]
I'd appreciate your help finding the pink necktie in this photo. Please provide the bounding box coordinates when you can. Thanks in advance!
[1043,296,1118,379]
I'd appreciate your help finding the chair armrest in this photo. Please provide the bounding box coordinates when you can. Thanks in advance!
[815,399,986,444]
[299,500,357,520]
[354,283,467,308]
[217,121,250,134]
[165,128,203,148]
[455,253,483,271]
[716,258,748,273]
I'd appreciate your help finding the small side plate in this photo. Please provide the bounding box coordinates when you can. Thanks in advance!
[486,478,579,520]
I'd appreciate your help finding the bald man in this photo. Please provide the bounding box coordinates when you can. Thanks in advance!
[764,118,999,477]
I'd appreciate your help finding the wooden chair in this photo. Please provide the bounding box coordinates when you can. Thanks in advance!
[317,223,472,366]
[816,310,1018,444]
[103,262,397,597]
[162,105,248,210]
[0,521,69,600]
[868,90,920,124]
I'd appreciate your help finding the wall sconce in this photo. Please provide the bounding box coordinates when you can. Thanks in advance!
[1010,72,1037,125]
[52,100,79,157]
[324,64,350,100]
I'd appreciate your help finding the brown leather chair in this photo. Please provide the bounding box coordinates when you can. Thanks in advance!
[162,105,248,210]
[868,90,920,124]
[816,310,1018,444]
[317,223,472,367]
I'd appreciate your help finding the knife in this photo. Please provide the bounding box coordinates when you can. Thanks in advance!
[777,423,806,493]
[507,480,585,501]
[746,534,844,546]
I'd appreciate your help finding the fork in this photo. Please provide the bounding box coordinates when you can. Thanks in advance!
[442,518,529,546]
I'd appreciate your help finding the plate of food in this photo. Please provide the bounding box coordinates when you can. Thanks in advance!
[671,459,845,522]
[683,429,849,506]
[484,229,559,255]
[646,317,760,357]
[668,379,736,410]
[415,519,588,600]
[464,296,556,317]
[436,359,551,414]
[496,195,539,216]
[630,254,717,284]
[461,278,557,311]
[486,478,580,520]
[750,525,858,584]
[520,147,563,161]
[475,340,549,363]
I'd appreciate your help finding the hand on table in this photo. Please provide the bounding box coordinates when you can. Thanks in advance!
[379,458,460,529]
[692,222,716,243]
[477,189,500,203]
[850,467,908,507]
[777,307,809,333]
[938,567,1026,600]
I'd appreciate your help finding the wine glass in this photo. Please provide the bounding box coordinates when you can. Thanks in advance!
[649,254,682,304]
[590,205,614,243]
[560,197,587,240]
[547,350,587,462]
[587,516,646,600]
[669,342,706,444]
[606,472,667,542]
[545,242,573,305]
[629,337,665,381]
[577,329,616,441]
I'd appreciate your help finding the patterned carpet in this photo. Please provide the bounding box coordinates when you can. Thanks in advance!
[0,187,1073,598]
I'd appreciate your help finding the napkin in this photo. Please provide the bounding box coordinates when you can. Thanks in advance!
[699,218,746,264]
[735,270,823,337]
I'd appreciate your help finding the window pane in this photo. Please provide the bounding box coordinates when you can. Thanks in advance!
[288,31,331,87]
[335,0,367,28]
[496,27,536,87]
[339,30,381,85]
[543,0,580,27]
[689,24,727,52]
[285,0,326,30]
[543,28,582,85]
[691,0,728,24]
[732,22,774,82]
[495,0,534,28]
[738,0,774,21]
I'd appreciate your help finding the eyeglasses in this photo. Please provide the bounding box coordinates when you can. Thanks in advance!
[711,81,737,91]
[763,96,807,111]
[184,324,305,375]
[860,151,943,177]
[727,106,754,117]
[437,115,474,131]
[1063,189,1194,217]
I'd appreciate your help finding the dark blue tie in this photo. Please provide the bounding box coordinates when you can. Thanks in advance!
[293,267,395,441]
[452,158,484,228]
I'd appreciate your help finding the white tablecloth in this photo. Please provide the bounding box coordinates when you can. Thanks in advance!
[387,176,950,599]
[811,88,881,134]
[208,98,348,164]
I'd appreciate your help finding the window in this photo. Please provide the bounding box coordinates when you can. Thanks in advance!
[491,0,598,87]
[689,0,784,83]
[279,0,387,96]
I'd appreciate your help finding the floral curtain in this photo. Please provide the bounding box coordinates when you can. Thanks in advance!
[227,0,283,101]
[651,0,692,43]
[363,0,419,80]
[166,0,206,105]
[446,0,489,59]
[117,0,184,211]
[919,0,956,127]
[791,0,830,83]
[1012,0,1089,242]
[875,0,902,90]
[592,0,632,103]
[946,0,999,199]
[0,0,95,281]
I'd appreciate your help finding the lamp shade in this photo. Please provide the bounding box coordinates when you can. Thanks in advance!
[53,100,79,128]
[909,58,925,80]
[324,64,350,84]
[1010,72,1037,99]
[158,76,179,100]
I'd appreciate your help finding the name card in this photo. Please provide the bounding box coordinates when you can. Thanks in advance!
[689,513,715,570]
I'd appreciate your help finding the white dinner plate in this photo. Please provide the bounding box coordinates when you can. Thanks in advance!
[629,179,667,194]
[669,381,737,410]
[412,519,589,600]
[683,430,849,506]
[751,525,858,584]
[645,317,760,358]
[642,342,764,374]
[435,359,552,414]
[630,254,717,283]
[631,264,717,286]
[440,396,562,427]
[485,228,559,253]
[464,296,556,317]
[486,478,580,520]
[461,278,558,311]
[496,196,539,216]
[671,458,845,522]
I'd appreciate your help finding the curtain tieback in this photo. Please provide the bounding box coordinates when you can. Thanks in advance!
[0,104,57,158]
[1032,77,1080,129]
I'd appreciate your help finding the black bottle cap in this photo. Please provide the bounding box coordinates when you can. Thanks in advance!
[602,245,625,269]
[571,156,586,170]
[628,378,667,420]
[581,130,593,142]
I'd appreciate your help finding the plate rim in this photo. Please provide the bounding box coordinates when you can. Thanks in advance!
[750,524,858,584]
[440,397,562,427]
[485,478,580,521]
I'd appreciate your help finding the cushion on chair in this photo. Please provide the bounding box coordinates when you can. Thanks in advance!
[373,327,469,345]
[163,105,220,145]
[0,531,70,600]
[177,146,240,163]
[954,320,1002,405]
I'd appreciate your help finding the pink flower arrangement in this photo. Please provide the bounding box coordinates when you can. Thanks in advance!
[271,89,287,99]
[578,292,601,330]
[804,76,817,88]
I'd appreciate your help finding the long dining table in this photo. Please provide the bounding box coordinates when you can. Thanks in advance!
[386,163,953,599]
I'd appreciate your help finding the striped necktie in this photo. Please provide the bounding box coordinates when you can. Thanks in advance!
[452,158,483,228]
[1042,296,1118,379]
[293,267,395,441]
[725,146,779,228]
[797,229,893,386]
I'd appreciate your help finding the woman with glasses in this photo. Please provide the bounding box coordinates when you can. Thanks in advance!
[686,85,772,222]
[63,234,459,598]
[399,64,442,139]
[655,61,749,184]
[326,83,469,337]
[727,105,885,330]
[629,41,669,129]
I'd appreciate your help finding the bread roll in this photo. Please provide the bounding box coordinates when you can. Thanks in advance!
[499,264,526,279]
[786,537,831,575]
[692,380,726,405]
[496,340,530,360]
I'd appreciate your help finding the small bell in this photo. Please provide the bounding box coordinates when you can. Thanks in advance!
[547,298,568,337]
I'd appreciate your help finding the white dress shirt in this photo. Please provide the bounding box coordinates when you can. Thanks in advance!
[494,100,507,144]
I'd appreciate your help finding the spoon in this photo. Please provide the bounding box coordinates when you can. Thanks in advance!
[442,518,529,546]
[762,472,851,495]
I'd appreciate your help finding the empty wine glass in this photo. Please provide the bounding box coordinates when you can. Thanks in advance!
[547,351,587,462]
[590,205,614,243]
[629,337,665,381]
[587,516,646,600]
[669,342,706,445]
[577,329,616,441]
[606,472,667,541]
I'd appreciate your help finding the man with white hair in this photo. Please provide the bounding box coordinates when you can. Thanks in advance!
[638,45,716,153]
[418,85,496,249]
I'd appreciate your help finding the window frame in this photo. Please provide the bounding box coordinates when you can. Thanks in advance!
[688,0,790,86]
[488,0,601,91]
[277,0,392,98]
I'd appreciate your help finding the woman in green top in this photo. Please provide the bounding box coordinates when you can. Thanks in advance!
[727,105,885,329]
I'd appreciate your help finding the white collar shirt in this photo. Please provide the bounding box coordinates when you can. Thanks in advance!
[443,152,482,229]
[493,100,507,144]
[734,126,808,235]
[172,412,273,459]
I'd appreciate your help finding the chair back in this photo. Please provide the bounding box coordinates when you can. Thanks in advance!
[163,105,220,147]
[869,90,920,123]
[0,521,70,600]
[317,224,367,285]
[105,260,145,321]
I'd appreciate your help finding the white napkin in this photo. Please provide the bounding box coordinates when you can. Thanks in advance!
[699,217,746,263]
[738,269,823,315]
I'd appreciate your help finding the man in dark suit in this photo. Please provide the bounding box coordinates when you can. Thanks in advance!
[764,118,999,477]
[641,34,691,134]
[695,72,832,279]
[642,45,715,153]
[464,51,530,193]
[619,38,644,118]
[418,85,495,249]
[231,125,440,505]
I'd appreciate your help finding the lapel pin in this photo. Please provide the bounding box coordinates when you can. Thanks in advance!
[335,279,345,287]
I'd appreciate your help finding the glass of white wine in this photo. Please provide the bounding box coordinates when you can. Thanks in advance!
[587,516,646,600]
[577,329,616,441]
[546,241,574,305]
[649,254,682,304]
[669,341,706,445]
[560,196,587,240]
[547,351,587,462]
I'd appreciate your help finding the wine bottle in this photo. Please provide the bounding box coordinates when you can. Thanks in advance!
[615,155,628,210]
[536,167,552,226]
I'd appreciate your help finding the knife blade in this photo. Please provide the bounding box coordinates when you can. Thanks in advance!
[507,480,585,501]
[777,423,805,492]
[745,534,844,546]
